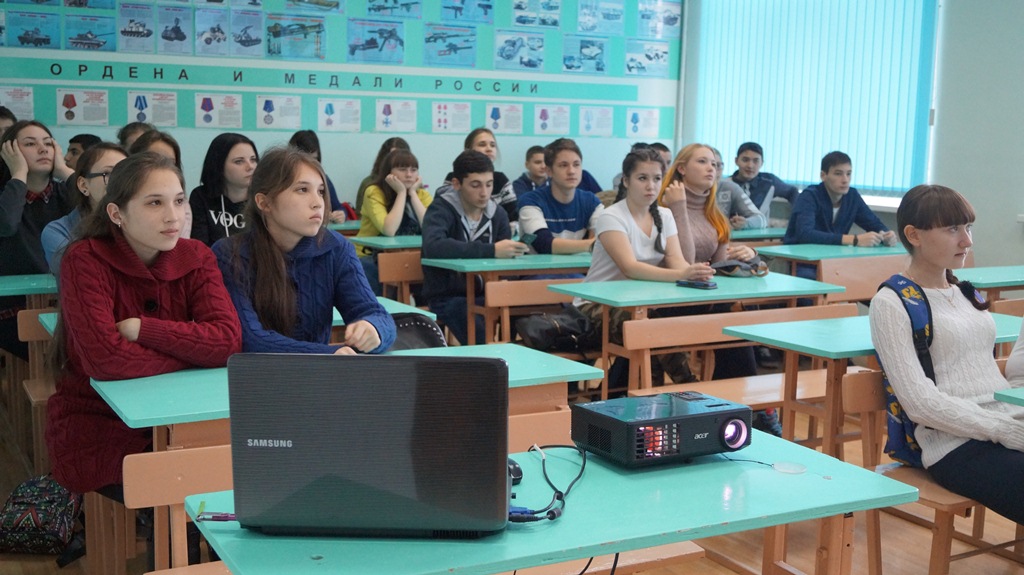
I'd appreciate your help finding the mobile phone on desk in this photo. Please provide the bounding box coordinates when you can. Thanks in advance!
[676,279,718,289]
[520,233,537,247]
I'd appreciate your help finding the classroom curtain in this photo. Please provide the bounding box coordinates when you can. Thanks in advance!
[689,0,938,196]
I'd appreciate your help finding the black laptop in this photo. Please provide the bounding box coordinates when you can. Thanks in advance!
[227,353,510,538]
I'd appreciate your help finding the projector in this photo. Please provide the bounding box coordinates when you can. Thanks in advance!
[570,391,752,467]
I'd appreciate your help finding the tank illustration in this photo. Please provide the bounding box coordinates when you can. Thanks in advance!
[497,37,523,60]
[120,19,153,38]
[161,18,187,42]
[198,24,226,45]
[18,28,52,47]
[233,25,261,47]
[69,31,110,49]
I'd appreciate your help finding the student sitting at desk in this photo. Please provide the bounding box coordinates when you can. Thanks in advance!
[710,146,766,230]
[726,142,798,225]
[46,152,242,497]
[189,133,259,246]
[356,136,409,215]
[512,145,547,198]
[783,151,896,248]
[434,128,519,223]
[356,149,432,296]
[289,129,347,225]
[1,120,74,361]
[421,150,528,345]
[518,138,603,255]
[42,142,127,282]
[871,184,1024,524]
[215,147,394,355]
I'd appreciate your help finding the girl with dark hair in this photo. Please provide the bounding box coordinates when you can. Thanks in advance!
[129,130,193,240]
[448,127,518,221]
[0,120,74,360]
[46,152,241,495]
[356,136,410,214]
[42,142,127,280]
[872,185,1024,524]
[213,147,395,355]
[116,121,154,149]
[189,133,259,246]
[288,129,346,223]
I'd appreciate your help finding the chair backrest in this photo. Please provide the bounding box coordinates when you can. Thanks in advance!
[991,298,1024,317]
[819,255,909,303]
[17,308,57,343]
[378,250,423,284]
[484,278,578,307]
[390,312,447,350]
[122,445,233,568]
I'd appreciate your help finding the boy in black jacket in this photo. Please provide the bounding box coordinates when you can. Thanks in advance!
[421,151,528,345]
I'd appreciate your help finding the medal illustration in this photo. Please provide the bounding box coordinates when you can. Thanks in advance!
[539,108,549,131]
[201,97,214,123]
[630,112,640,133]
[263,99,275,125]
[490,106,501,129]
[62,93,77,121]
[134,95,149,122]
[381,103,392,128]
[324,103,335,126]
[584,109,593,132]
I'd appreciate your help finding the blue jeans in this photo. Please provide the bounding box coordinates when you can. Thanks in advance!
[429,296,485,345]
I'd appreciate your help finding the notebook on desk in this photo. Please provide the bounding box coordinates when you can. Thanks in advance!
[227,353,510,538]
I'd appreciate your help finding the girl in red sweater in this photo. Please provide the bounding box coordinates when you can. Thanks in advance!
[46,152,241,497]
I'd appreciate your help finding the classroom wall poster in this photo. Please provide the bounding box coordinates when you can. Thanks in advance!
[65,15,116,53]
[255,95,301,130]
[366,0,420,19]
[0,86,35,121]
[127,90,177,127]
[375,99,416,132]
[562,35,606,74]
[195,8,230,57]
[494,29,543,71]
[625,107,659,138]
[625,39,669,77]
[56,88,109,126]
[194,93,243,129]
[637,0,681,39]
[266,14,325,60]
[229,9,264,58]
[0,12,6,47]
[431,101,472,133]
[285,0,342,16]
[423,23,476,68]
[156,5,193,55]
[65,0,115,10]
[118,4,156,54]
[578,105,613,137]
[9,0,59,7]
[486,102,523,135]
[533,103,569,136]
[317,97,360,132]
[577,0,624,35]
[513,0,560,29]
[347,18,403,64]
[231,0,262,7]
[7,11,59,49]
[439,0,493,25]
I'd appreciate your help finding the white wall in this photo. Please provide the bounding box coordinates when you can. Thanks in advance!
[928,0,1024,266]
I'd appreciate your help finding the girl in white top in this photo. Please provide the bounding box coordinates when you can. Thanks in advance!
[870,184,1024,524]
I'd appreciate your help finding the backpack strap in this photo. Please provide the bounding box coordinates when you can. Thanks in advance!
[879,274,935,383]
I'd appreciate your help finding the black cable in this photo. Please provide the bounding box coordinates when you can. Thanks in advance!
[511,444,586,522]
[722,455,773,468]
[608,552,619,575]
[574,556,594,575]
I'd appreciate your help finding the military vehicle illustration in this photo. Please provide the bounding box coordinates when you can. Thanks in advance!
[579,12,597,32]
[539,15,559,26]
[515,14,537,25]
[348,27,403,55]
[233,26,261,47]
[602,8,623,20]
[519,55,541,69]
[527,37,544,50]
[662,11,680,26]
[425,30,472,44]
[267,22,324,39]
[563,56,581,70]
[497,37,523,60]
[580,44,602,60]
[121,20,153,38]
[290,0,340,11]
[65,0,89,7]
[626,57,647,73]
[540,0,559,10]
[513,0,527,9]
[161,18,187,42]
[69,31,111,49]
[198,24,226,45]
[18,28,51,47]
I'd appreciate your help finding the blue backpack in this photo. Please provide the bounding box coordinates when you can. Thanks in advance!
[876,274,983,467]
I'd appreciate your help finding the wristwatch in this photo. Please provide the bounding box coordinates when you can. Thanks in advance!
[852,235,859,247]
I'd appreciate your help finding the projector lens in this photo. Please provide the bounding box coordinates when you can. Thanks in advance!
[722,418,749,450]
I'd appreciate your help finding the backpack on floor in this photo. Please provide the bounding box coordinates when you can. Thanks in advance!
[0,474,82,555]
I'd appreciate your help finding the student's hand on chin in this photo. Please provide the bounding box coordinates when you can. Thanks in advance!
[343,320,381,352]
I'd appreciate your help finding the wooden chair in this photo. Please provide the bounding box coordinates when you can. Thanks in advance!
[17,308,56,473]
[484,278,581,343]
[82,492,134,575]
[818,254,908,304]
[122,444,234,573]
[842,368,1024,575]
[378,250,423,305]
[992,298,1024,317]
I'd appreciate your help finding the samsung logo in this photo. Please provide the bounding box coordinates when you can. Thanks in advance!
[246,439,293,448]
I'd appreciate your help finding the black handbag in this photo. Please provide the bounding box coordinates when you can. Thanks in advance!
[515,306,599,354]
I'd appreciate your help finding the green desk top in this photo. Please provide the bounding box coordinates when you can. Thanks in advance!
[995,387,1024,407]
[549,274,844,307]
[185,432,917,575]
[39,312,57,336]
[92,344,598,428]
[730,227,786,241]
[421,253,591,273]
[327,221,361,232]
[724,313,1023,360]
[757,244,907,261]
[957,266,1024,289]
[348,235,422,250]
[332,298,435,326]
[0,274,57,297]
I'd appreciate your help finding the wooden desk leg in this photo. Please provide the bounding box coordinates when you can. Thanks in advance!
[781,350,799,442]
[821,358,849,459]
[761,524,789,574]
[465,273,477,345]
[814,513,854,575]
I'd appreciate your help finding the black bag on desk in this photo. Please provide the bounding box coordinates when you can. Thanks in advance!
[0,474,82,555]
[516,306,599,354]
